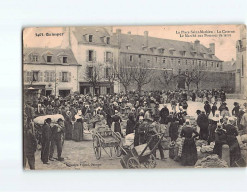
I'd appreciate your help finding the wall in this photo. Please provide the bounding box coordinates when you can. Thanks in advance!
[119,68,235,93]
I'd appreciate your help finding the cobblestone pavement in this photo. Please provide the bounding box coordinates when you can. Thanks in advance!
[25,99,246,170]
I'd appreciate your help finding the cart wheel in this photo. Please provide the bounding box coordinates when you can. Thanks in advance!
[127,157,141,169]
[115,145,122,157]
[143,154,157,169]
[93,136,101,160]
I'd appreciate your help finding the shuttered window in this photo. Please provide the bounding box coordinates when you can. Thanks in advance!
[60,71,71,82]
[44,71,55,82]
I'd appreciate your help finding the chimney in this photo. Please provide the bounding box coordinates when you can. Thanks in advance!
[116,29,121,47]
[209,43,215,54]
[144,31,148,47]
[194,39,200,51]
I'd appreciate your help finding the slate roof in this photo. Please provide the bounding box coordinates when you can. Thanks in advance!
[72,26,118,47]
[23,47,80,65]
[114,33,222,61]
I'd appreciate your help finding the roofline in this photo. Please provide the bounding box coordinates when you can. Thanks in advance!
[23,63,82,66]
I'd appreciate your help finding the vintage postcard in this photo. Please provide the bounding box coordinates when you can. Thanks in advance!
[23,25,247,170]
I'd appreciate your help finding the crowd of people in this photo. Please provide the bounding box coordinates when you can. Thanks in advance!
[23,89,247,169]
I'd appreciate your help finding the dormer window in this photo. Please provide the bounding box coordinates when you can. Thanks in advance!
[159,48,164,54]
[47,55,52,63]
[89,35,93,42]
[181,51,186,56]
[150,47,156,53]
[32,55,38,62]
[169,48,175,55]
[126,45,131,50]
[106,37,110,44]
[63,56,68,64]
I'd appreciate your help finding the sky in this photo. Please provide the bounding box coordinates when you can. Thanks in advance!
[23,25,242,61]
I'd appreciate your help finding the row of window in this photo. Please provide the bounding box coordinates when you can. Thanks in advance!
[85,34,110,44]
[128,55,221,68]
[87,66,112,79]
[87,50,113,63]
[24,71,71,83]
[30,55,68,64]
[126,46,213,58]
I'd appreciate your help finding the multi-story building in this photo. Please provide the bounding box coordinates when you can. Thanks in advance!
[112,29,232,91]
[23,47,80,97]
[61,27,119,95]
[23,27,239,96]
[235,25,246,97]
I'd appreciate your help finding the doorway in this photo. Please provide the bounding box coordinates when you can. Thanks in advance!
[80,86,90,95]
[59,90,70,97]
[46,90,52,96]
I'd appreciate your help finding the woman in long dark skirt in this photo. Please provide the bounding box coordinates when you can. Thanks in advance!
[64,111,73,140]
[111,110,123,136]
[72,118,83,141]
[126,113,136,135]
[180,120,199,166]
[207,119,217,144]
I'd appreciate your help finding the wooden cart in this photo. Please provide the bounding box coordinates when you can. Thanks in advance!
[120,132,166,169]
[92,126,123,160]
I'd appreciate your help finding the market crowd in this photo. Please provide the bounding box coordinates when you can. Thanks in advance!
[23,89,247,169]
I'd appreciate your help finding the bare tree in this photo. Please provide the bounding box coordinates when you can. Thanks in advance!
[180,70,194,91]
[158,70,177,89]
[192,69,207,90]
[115,66,133,93]
[132,63,152,94]
[84,63,103,95]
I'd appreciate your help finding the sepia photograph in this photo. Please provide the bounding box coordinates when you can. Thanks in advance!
[23,24,247,170]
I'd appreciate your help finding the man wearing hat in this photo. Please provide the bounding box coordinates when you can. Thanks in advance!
[24,121,37,169]
[204,101,211,116]
[49,118,65,161]
[160,104,169,124]
[166,111,179,141]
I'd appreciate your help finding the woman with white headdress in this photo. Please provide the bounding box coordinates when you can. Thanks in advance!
[111,110,123,137]
[180,119,199,166]
[213,123,227,158]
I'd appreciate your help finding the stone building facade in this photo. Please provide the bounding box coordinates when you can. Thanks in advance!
[235,25,246,97]
[112,29,236,92]
[23,27,240,96]
[61,27,119,95]
[23,48,80,97]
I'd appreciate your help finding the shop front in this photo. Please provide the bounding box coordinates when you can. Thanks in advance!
[79,82,114,95]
